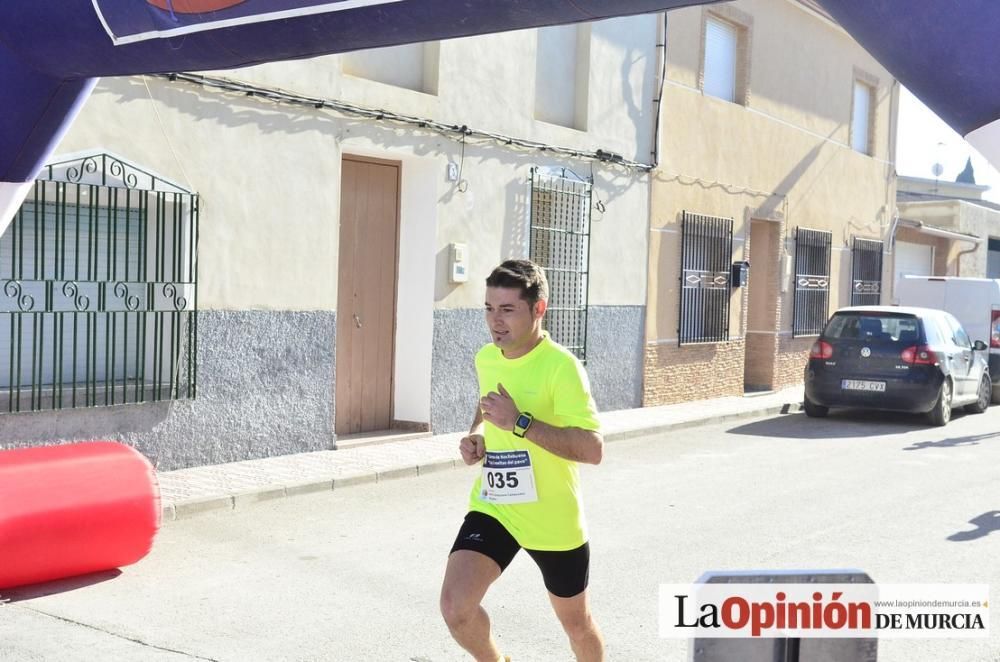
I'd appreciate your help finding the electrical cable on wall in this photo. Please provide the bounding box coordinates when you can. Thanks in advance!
[457,128,469,193]
[650,12,668,168]
[158,72,654,173]
[142,75,196,195]
[655,171,783,200]
[657,169,794,261]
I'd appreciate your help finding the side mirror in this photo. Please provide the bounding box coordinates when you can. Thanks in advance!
[973,340,988,351]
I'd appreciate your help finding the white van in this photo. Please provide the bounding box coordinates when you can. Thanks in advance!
[896,276,1000,401]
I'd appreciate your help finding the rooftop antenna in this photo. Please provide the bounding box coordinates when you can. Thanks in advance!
[931,141,945,193]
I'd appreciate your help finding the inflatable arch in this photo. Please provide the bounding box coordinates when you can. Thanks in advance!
[2,0,1000,232]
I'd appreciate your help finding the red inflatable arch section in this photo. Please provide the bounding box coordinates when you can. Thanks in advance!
[0,442,160,590]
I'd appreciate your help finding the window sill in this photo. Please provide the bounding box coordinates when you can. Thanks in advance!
[0,382,192,414]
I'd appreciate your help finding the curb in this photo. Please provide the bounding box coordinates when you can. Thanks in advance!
[602,401,803,443]
[161,401,802,523]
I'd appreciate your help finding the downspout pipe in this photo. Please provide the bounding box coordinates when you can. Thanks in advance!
[650,11,668,169]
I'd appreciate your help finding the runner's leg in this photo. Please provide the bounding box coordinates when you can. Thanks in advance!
[440,550,504,662]
[548,589,604,662]
[526,543,602,662]
[441,513,520,662]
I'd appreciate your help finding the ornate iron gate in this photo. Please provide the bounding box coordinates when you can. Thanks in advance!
[0,153,199,412]
[851,237,883,306]
[679,212,733,345]
[528,168,591,362]
[792,228,832,337]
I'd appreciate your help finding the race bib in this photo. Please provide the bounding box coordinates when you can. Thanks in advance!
[480,450,538,504]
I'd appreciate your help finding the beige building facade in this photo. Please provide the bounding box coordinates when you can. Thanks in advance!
[645,0,898,404]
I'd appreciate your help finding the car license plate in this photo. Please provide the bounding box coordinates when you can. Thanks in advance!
[841,379,886,392]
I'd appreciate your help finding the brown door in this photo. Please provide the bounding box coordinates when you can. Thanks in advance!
[743,220,779,392]
[336,156,400,435]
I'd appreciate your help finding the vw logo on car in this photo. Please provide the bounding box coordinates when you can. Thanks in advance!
[860,347,871,358]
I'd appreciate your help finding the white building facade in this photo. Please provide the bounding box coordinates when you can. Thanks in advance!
[0,18,661,469]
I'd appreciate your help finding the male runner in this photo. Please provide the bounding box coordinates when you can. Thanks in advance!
[439,259,605,662]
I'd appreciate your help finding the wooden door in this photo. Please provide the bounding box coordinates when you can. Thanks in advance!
[335,156,400,435]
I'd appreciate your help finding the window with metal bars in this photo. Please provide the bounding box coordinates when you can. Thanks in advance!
[851,237,883,306]
[0,153,198,413]
[792,228,832,337]
[679,212,733,345]
[528,168,591,362]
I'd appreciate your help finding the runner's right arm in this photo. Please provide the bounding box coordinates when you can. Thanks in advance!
[459,407,486,465]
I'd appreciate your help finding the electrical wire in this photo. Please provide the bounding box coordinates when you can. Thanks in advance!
[456,128,468,192]
[143,75,196,195]
[655,171,784,200]
[651,12,668,168]
[157,72,654,172]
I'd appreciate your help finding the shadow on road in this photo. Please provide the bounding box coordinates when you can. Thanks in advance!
[902,430,1000,451]
[727,411,926,439]
[948,511,1000,542]
[0,569,121,603]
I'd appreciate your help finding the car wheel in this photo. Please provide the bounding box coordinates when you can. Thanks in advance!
[803,395,828,418]
[927,379,952,426]
[965,374,991,414]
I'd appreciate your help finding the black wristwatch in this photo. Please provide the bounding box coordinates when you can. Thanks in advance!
[513,411,533,438]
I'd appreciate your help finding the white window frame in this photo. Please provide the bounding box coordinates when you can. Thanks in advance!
[704,17,738,102]
[851,68,879,155]
[851,81,873,153]
[700,7,752,106]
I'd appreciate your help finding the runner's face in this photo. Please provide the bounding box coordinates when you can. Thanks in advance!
[485,286,544,357]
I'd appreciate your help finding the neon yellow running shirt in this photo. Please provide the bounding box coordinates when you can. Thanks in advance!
[468,332,600,551]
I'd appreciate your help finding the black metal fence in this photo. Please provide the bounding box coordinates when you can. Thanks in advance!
[679,212,733,345]
[529,169,591,362]
[0,153,198,412]
[851,237,883,306]
[792,228,832,337]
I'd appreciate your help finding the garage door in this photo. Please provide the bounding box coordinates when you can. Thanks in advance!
[894,241,934,291]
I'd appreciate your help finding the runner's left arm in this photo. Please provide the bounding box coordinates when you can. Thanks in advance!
[480,383,603,464]
[521,420,603,465]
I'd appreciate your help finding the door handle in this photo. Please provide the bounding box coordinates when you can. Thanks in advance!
[353,313,362,329]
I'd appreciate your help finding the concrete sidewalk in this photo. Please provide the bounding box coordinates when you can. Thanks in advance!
[158,385,804,522]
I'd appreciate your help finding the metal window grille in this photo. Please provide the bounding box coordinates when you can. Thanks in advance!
[792,228,832,337]
[679,212,733,345]
[528,168,591,362]
[851,237,883,306]
[0,153,199,413]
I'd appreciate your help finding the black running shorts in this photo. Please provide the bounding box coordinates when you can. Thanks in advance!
[449,511,590,598]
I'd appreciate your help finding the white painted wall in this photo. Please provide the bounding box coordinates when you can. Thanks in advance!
[342,42,440,95]
[393,153,437,424]
[535,24,589,129]
[52,15,658,315]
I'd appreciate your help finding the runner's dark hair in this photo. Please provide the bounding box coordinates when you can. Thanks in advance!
[486,259,549,307]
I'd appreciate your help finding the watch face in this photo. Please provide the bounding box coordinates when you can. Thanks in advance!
[516,414,531,428]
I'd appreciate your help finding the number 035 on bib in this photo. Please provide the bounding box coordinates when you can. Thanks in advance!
[480,450,538,504]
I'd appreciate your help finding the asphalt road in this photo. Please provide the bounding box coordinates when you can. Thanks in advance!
[2,407,999,662]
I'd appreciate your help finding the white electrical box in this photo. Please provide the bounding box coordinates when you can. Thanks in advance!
[450,242,469,283]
